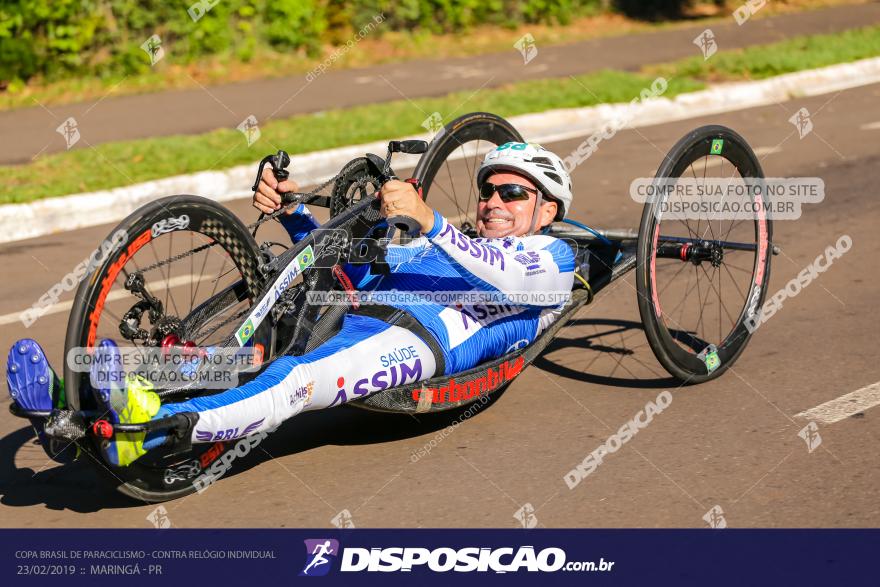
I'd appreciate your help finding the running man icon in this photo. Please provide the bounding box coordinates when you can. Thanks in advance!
[300,539,340,576]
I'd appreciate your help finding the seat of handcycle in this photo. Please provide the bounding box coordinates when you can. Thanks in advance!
[340,287,590,414]
[320,278,592,413]
[305,236,609,414]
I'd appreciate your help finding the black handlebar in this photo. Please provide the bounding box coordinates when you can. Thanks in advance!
[250,149,297,205]
[252,150,291,191]
[252,141,430,234]
[270,150,294,204]
[271,150,291,176]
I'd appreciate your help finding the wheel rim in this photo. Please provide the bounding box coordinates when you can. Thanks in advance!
[83,226,255,367]
[646,134,771,376]
[65,199,268,496]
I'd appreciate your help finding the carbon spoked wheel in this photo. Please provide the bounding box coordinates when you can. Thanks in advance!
[636,125,773,383]
[413,112,523,235]
[63,195,270,501]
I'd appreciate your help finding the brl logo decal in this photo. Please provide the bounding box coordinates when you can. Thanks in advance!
[301,539,340,576]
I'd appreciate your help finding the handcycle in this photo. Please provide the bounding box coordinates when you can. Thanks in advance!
[9,112,775,502]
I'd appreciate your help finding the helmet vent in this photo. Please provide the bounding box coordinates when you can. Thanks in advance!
[530,157,556,169]
[543,171,562,185]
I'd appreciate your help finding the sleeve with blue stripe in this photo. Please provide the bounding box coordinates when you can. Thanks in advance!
[344,238,431,290]
[279,204,321,243]
[426,214,574,308]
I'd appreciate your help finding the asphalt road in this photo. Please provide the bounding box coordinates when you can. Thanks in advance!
[2,2,879,165]
[1,81,878,528]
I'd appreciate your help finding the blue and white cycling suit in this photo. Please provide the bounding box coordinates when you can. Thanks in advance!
[153,205,574,445]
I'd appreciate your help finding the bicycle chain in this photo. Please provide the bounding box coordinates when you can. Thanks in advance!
[187,306,250,345]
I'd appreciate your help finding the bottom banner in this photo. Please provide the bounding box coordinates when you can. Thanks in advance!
[2,529,875,585]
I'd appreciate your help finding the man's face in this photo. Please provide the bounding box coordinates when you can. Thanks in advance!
[476,172,556,238]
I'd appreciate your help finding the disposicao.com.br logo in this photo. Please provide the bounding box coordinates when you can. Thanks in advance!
[301,539,340,577]
[300,540,613,575]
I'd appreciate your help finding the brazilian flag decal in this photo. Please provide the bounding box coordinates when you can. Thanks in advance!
[710,139,724,155]
[296,245,315,272]
[698,344,722,374]
[237,318,255,345]
[704,350,721,373]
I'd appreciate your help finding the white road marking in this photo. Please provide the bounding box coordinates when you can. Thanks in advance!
[795,380,880,424]
[0,274,214,326]
[859,121,880,130]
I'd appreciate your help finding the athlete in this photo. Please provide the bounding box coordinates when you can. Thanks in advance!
[7,143,578,467]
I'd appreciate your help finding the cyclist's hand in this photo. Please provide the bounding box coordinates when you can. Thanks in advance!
[253,166,300,215]
[380,179,435,234]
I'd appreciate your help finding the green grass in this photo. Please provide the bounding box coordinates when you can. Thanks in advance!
[0,0,854,112]
[2,23,878,205]
[647,24,880,81]
[0,71,703,204]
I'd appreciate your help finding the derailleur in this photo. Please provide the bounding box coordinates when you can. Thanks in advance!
[119,272,182,345]
[257,242,279,278]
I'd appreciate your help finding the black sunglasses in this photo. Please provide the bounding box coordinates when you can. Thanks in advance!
[478,182,539,203]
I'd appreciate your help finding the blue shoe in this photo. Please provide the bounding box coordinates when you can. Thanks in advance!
[89,338,125,407]
[91,339,160,467]
[7,339,54,412]
[6,338,75,463]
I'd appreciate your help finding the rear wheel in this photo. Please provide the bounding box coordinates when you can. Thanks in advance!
[636,125,772,383]
[413,112,524,235]
[64,195,270,501]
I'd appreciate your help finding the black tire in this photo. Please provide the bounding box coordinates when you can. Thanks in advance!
[413,112,523,235]
[64,195,271,501]
[636,125,773,383]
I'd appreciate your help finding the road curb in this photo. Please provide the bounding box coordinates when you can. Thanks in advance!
[508,56,880,147]
[3,56,879,245]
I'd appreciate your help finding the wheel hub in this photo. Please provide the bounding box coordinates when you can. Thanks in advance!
[687,241,724,267]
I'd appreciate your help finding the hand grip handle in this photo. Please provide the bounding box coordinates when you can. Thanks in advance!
[388,140,428,155]
[387,215,421,237]
[271,150,294,206]
[271,150,290,183]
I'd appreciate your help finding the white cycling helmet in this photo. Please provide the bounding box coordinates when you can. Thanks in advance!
[477,142,572,220]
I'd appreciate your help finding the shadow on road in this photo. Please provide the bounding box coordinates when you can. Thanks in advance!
[0,317,682,511]
[0,425,131,513]
[0,392,507,512]
[534,317,681,389]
